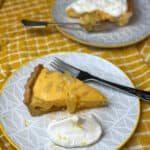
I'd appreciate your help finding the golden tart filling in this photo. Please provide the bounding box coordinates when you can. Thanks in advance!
[24,64,107,115]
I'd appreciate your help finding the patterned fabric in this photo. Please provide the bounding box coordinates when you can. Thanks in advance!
[0,0,150,149]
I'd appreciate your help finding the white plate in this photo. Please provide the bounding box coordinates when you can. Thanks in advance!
[0,52,140,150]
[52,0,150,48]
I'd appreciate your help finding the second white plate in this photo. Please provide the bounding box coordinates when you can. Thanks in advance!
[52,0,150,48]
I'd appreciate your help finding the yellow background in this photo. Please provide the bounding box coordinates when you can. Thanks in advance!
[0,0,150,149]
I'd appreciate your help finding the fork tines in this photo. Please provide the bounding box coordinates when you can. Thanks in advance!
[50,57,80,77]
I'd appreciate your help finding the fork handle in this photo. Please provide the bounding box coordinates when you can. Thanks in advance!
[21,19,49,27]
[21,19,79,27]
[86,74,150,101]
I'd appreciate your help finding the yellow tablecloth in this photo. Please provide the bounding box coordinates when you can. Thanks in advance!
[0,0,150,149]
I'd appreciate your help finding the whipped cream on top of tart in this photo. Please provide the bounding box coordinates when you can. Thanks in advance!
[66,0,128,17]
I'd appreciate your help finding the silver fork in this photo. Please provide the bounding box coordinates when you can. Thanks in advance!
[51,58,150,102]
[21,19,116,32]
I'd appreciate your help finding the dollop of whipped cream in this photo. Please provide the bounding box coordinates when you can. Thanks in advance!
[47,115,102,147]
[66,0,127,17]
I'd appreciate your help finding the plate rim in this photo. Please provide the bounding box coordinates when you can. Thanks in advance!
[0,52,141,150]
[52,0,150,48]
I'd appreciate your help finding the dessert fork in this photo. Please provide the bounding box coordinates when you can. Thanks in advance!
[51,57,150,101]
[21,19,116,32]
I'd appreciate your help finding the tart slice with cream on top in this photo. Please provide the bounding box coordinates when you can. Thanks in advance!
[66,0,133,31]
